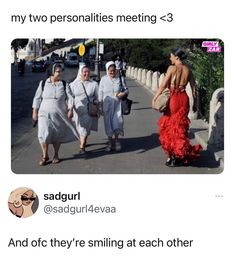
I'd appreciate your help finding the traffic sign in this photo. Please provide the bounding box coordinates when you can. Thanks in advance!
[78,44,85,56]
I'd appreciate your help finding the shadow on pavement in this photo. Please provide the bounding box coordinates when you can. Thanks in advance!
[86,133,160,159]
[132,107,152,111]
[60,133,160,162]
[187,150,221,170]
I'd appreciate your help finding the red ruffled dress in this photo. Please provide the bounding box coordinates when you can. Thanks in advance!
[158,84,202,163]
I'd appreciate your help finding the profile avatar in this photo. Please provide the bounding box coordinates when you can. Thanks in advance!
[8,187,39,218]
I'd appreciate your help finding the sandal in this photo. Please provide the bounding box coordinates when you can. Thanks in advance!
[165,157,172,166]
[114,140,122,151]
[52,157,60,164]
[79,148,86,155]
[39,156,49,166]
[105,142,113,152]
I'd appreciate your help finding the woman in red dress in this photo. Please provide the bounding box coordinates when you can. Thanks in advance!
[152,48,202,166]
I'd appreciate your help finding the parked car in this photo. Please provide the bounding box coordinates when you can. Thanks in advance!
[25,61,33,67]
[66,52,78,67]
[32,61,46,72]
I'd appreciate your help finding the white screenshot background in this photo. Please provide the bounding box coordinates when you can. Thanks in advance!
[0,1,234,263]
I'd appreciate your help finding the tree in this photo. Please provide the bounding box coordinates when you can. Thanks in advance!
[101,38,224,121]
[188,40,224,120]
[11,39,29,63]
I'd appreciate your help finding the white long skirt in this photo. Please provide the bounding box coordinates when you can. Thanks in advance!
[73,105,98,137]
[103,96,124,137]
[38,99,79,144]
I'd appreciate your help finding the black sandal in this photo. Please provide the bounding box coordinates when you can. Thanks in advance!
[79,148,86,155]
[39,156,49,166]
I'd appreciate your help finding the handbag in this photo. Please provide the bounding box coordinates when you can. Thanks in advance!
[81,82,99,117]
[121,97,133,115]
[119,83,133,115]
[153,88,170,112]
[153,73,177,112]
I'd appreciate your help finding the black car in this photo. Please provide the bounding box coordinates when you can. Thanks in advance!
[32,61,46,72]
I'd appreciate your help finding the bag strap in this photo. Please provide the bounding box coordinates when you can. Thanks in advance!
[41,80,46,91]
[119,77,128,95]
[41,79,66,91]
[81,82,96,103]
[40,80,46,101]
[62,80,66,91]
[81,82,91,103]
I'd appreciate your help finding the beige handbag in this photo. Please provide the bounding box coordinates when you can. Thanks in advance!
[153,88,170,112]
[153,73,176,112]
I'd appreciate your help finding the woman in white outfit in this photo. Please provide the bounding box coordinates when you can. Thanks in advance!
[99,61,128,151]
[70,65,99,155]
[32,64,79,166]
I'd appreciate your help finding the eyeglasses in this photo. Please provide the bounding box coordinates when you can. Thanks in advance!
[55,71,62,73]
[21,196,36,201]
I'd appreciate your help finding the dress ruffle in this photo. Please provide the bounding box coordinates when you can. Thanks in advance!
[158,89,202,163]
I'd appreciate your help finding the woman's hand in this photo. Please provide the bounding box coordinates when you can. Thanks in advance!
[152,89,161,109]
[152,98,157,109]
[67,109,73,119]
[32,109,38,121]
[117,92,126,99]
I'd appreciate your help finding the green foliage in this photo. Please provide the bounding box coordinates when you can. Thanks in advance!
[188,41,224,120]
[101,39,224,120]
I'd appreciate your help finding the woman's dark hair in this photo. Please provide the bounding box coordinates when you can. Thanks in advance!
[171,48,187,61]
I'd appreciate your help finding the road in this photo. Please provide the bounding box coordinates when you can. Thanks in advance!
[11,66,222,174]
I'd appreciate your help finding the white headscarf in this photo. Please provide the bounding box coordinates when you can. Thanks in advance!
[77,64,87,80]
[106,61,115,75]
[70,64,88,91]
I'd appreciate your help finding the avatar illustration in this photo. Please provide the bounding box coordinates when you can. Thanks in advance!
[8,187,39,218]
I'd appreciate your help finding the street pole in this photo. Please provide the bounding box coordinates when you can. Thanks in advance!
[33,39,37,60]
[94,38,100,82]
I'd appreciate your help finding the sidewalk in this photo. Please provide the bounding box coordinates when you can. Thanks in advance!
[138,81,224,169]
[11,78,223,174]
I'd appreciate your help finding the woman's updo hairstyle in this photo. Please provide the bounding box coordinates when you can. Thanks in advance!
[171,48,187,61]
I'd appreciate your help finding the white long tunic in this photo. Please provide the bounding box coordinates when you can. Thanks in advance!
[99,75,124,137]
[70,78,99,137]
[32,78,79,144]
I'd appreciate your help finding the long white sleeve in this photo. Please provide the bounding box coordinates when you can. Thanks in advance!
[32,81,43,109]
[98,78,104,102]
[65,83,74,110]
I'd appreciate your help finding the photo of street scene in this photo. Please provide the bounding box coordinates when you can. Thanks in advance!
[11,38,224,174]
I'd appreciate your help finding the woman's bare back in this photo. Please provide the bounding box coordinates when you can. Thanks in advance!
[170,64,190,88]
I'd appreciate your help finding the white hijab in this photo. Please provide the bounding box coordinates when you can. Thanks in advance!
[70,64,88,91]
[106,61,115,75]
